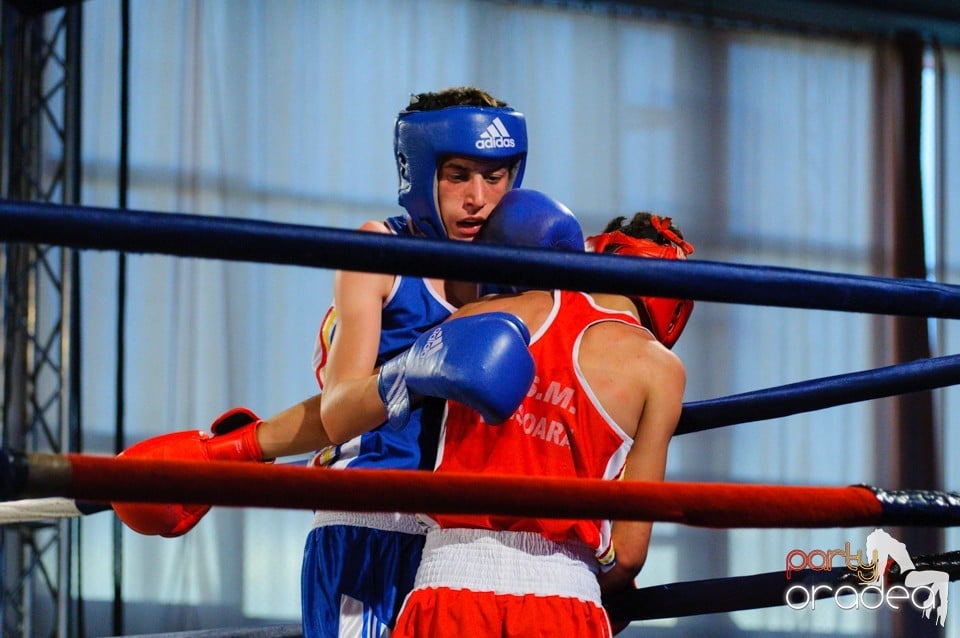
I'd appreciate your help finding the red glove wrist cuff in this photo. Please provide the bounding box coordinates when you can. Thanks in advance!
[205,421,264,462]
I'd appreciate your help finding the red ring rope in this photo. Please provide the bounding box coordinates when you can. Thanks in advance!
[13,453,888,528]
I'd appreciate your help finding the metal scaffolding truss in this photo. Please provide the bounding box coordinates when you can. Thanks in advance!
[1,1,82,636]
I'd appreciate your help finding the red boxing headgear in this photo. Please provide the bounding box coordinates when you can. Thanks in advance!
[586,216,694,349]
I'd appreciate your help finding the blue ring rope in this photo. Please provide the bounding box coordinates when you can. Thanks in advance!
[5,199,960,433]
[4,199,960,318]
[604,551,960,621]
[677,353,960,433]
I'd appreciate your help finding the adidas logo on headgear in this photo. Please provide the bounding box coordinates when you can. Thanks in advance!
[475,117,516,150]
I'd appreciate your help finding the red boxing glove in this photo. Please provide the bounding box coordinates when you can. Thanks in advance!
[112,407,265,537]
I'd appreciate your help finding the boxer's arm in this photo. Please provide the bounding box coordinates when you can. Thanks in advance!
[255,394,332,459]
[318,221,396,444]
[598,345,685,596]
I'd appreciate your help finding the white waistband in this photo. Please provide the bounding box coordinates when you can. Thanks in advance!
[311,510,425,535]
[413,528,601,603]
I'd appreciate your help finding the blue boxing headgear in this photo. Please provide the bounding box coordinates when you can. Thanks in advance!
[395,106,528,239]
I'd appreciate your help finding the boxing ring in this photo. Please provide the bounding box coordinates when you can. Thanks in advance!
[3,199,960,633]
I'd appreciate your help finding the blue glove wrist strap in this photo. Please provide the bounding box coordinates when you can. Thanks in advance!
[377,356,411,430]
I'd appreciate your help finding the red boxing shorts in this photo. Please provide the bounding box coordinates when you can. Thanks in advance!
[394,587,611,637]
[393,528,612,637]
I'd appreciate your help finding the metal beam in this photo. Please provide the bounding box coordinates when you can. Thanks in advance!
[528,0,960,44]
[1,1,82,636]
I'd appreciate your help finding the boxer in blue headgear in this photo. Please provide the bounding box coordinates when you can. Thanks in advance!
[301,87,536,638]
[395,90,528,239]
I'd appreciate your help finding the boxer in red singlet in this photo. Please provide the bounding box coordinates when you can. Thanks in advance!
[394,212,695,637]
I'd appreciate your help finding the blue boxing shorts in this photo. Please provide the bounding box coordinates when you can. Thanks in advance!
[301,523,424,638]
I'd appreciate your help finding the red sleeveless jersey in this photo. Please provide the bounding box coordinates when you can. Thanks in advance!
[427,290,643,565]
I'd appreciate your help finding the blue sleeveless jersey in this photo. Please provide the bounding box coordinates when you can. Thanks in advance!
[311,215,454,471]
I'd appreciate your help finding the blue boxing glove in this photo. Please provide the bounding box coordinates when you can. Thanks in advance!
[377,312,534,430]
[477,188,585,295]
